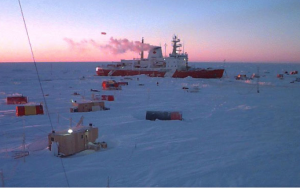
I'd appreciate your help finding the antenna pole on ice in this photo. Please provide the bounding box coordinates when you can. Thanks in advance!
[223,59,228,78]
[256,66,260,93]
[0,170,4,187]
[22,133,26,163]
[21,119,26,163]
[18,0,70,186]
[107,176,110,187]
[164,43,167,58]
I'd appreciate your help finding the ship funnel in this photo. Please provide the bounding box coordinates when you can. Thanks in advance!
[148,46,163,59]
[141,37,144,60]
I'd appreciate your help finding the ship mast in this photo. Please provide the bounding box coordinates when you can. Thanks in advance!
[164,43,167,58]
[171,35,182,56]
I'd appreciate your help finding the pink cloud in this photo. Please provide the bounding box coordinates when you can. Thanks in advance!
[63,38,91,53]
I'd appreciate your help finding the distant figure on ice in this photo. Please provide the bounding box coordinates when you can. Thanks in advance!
[156,82,159,86]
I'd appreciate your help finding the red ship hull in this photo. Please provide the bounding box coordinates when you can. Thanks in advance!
[96,69,166,77]
[96,68,224,78]
[172,69,224,78]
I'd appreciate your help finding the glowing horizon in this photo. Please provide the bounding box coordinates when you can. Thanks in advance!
[1,0,300,63]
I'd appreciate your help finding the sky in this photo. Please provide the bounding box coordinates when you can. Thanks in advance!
[1,62,300,186]
[0,0,300,63]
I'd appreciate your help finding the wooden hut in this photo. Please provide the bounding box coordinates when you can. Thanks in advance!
[102,80,121,90]
[117,81,129,86]
[7,95,28,104]
[101,95,114,101]
[235,74,248,80]
[48,124,99,157]
[290,70,298,75]
[92,94,114,101]
[277,74,284,79]
[70,100,109,112]
[16,105,44,116]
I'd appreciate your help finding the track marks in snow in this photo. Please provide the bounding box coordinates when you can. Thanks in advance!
[0,110,15,117]
[227,105,257,111]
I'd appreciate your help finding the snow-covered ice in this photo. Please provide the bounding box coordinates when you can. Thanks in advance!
[0,62,299,186]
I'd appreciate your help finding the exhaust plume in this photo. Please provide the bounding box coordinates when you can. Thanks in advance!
[64,37,156,54]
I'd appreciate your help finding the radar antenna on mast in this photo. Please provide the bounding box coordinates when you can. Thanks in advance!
[257,66,260,93]
[171,35,182,56]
